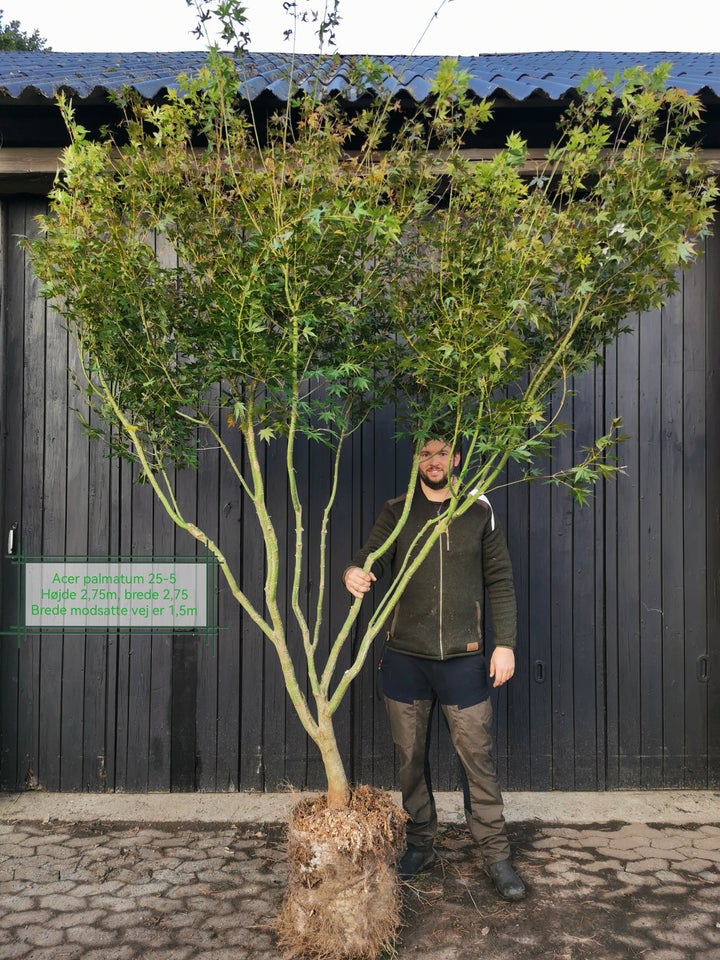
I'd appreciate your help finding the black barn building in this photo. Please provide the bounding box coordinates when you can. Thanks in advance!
[1,51,719,794]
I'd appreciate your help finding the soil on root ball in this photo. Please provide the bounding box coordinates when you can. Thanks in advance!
[277,785,407,960]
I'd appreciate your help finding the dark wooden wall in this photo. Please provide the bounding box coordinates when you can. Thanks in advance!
[1,197,718,793]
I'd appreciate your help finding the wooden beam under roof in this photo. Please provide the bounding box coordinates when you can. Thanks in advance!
[2,145,720,183]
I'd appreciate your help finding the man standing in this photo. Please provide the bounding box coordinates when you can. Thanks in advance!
[343,439,525,901]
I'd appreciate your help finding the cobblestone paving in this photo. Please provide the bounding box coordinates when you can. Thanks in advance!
[0,818,718,959]
[405,822,720,960]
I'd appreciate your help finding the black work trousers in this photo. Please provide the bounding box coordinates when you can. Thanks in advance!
[381,648,510,866]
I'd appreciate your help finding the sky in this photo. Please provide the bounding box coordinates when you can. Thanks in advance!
[2,0,718,55]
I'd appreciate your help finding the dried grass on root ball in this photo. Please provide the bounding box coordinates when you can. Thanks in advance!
[277,786,407,960]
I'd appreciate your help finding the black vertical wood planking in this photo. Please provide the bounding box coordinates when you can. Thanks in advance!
[104,418,123,791]
[549,384,575,788]
[683,249,709,786]
[603,336,620,789]
[216,413,242,790]
[39,278,67,790]
[148,497,174,793]
[19,202,44,790]
[527,444,553,790]
[149,231,179,792]
[170,632,198,791]
[57,301,90,791]
[123,471,155,790]
[616,315,642,787]
[0,202,23,789]
[639,309,664,786]
[85,401,112,791]
[172,429,200,790]
[195,386,222,791]
[593,359,608,789]
[572,367,600,789]
[660,286,686,785]
[113,457,133,789]
[239,439,266,790]
[705,222,720,788]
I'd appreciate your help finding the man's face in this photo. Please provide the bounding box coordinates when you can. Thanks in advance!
[418,440,460,491]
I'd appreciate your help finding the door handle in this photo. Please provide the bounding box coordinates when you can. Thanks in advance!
[696,654,710,683]
[7,522,18,555]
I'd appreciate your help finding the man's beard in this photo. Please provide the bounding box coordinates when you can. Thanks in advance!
[420,473,451,491]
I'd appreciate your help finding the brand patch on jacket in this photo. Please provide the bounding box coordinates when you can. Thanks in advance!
[466,641,479,652]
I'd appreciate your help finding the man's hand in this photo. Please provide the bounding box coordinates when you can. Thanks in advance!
[343,566,377,600]
[489,646,515,688]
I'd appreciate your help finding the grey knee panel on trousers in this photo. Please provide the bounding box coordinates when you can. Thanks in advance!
[385,697,438,850]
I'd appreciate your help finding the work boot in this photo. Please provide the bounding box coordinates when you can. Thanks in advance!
[398,847,437,880]
[486,858,526,901]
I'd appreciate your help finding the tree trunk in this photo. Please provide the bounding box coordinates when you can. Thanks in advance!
[316,712,351,809]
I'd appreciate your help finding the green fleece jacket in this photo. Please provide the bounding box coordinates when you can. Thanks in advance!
[349,487,517,660]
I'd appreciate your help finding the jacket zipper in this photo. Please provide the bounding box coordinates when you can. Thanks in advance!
[437,505,450,660]
[438,533,444,659]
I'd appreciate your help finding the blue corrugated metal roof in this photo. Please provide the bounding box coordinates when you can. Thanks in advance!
[0,52,210,100]
[0,51,719,104]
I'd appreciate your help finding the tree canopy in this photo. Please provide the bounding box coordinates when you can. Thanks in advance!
[28,51,718,805]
